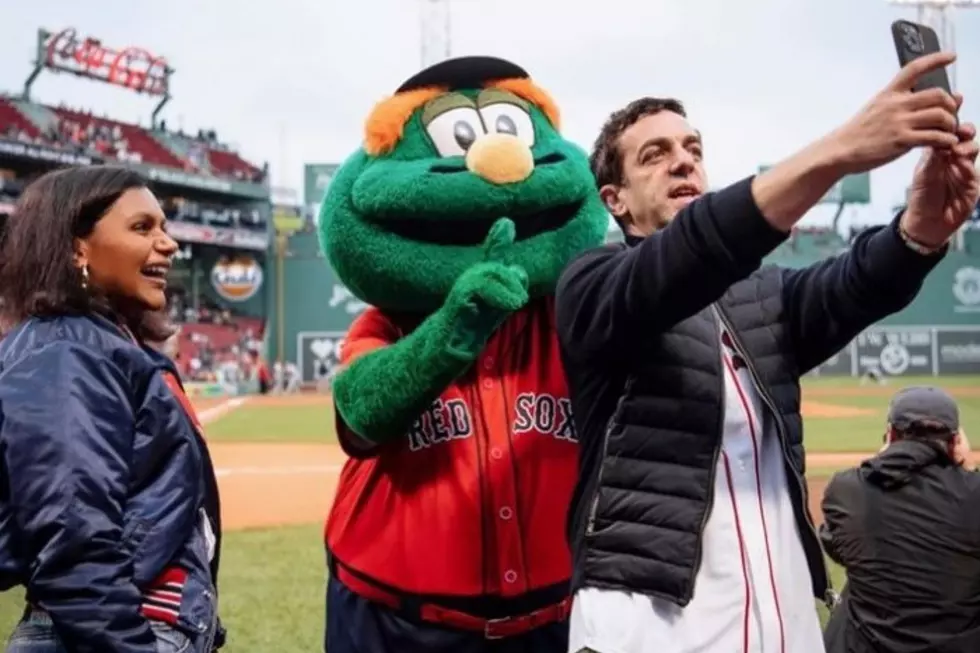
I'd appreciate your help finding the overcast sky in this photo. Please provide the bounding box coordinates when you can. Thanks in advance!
[2,0,980,229]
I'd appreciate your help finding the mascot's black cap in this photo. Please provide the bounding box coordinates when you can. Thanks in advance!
[396,56,529,93]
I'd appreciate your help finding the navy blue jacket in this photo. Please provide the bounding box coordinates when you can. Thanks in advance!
[0,314,222,652]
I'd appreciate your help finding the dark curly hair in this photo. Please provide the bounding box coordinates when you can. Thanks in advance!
[590,97,687,229]
[0,165,174,342]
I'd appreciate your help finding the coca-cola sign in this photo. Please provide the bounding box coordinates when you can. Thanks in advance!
[41,27,170,96]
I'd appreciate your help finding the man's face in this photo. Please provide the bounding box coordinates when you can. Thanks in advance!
[603,111,707,236]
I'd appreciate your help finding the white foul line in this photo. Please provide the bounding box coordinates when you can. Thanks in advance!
[195,397,343,478]
[199,397,248,424]
[215,464,343,478]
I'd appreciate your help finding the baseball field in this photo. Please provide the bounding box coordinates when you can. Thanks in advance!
[0,374,978,650]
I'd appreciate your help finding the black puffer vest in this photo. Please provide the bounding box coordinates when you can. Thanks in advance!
[572,265,832,607]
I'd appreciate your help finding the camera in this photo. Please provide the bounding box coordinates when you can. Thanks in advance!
[899,23,925,54]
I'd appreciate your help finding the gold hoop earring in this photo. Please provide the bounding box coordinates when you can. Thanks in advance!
[80,264,89,290]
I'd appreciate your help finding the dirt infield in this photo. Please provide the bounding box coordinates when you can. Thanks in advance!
[203,389,977,531]
[209,441,898,531]
[211,443,345,530]
[801,401,873,418]
[807,476,830,526]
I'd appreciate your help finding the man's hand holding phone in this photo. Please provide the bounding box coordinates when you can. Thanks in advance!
[826,51,961,176]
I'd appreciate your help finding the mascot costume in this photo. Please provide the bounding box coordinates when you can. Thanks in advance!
[318,56,608,653]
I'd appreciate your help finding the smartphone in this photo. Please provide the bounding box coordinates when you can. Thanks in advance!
[891,19,952,94]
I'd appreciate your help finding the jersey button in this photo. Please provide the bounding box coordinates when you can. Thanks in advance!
[484,357,494,370]
[503,570,518,584]
[490,448,503,460]
[499,506,513,520]
[482,379,493,390]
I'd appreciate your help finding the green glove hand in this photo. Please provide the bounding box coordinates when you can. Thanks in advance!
[444,218,529,355]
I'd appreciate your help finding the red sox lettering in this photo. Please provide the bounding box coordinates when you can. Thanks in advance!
[406,399,473,451]
[405,393,576,451]
[512,392,577,441]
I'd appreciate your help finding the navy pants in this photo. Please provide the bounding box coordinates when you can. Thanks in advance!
[325,575,569,653]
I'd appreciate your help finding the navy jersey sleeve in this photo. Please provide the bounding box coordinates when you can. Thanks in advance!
[0,341,156,653]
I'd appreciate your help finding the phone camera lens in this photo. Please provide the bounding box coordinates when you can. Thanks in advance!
[900,24,924,53]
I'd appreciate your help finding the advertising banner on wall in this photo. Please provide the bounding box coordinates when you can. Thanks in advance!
[935,329,980,376]
[210,256,264,302]
[855,328,935,377]
[811,327,980,377]
[952,265,980,315]
[296,331,346,383]
[166,221,270,251]
[0,138,103,166]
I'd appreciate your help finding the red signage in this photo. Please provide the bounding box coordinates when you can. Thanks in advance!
[42,28,170,96]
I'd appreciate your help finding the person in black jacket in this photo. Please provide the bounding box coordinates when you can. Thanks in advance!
[556,52,980,653]
[0,166,223,653]
[821,387,980,653]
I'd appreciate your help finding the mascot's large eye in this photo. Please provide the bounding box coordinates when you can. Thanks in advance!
[426,107,487,157]
[479,103,535,147]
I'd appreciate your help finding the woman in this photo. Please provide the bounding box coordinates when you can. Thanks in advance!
[0,166,224,653]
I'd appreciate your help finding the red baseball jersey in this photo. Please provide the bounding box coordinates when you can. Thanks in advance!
[325,296,577,598]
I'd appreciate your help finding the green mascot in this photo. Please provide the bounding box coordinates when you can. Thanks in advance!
[319,56,607,653]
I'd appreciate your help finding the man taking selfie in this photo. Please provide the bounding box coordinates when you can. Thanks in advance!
[555,51,980,652]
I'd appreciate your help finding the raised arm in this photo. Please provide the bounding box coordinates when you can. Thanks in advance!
[555,148,842,363]
[0,342,156,653]
[782,216,944,374]
[557,50,962,364]
[334,220,531,452]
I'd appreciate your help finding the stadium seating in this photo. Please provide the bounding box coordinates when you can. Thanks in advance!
[0,96,263,180]
[0,97,41,139]
[177,317,265,363]
[207,147,262,180]
[51,107,186,169]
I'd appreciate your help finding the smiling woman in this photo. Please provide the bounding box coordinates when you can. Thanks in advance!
[0,165,177,341]
[0,166,225,653]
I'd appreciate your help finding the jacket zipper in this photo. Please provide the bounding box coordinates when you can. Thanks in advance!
[685,311,726,600]
[712,305,836,607]
[586,377,635,536]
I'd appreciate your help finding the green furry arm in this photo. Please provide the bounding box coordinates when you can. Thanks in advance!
[333,258,529,445]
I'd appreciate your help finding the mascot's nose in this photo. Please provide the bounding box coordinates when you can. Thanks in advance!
[465,133,534,185]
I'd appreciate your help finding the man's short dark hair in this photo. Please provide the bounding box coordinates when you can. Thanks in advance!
[590,97,687,190]
[893,421,956,444]
[589,97,686,231]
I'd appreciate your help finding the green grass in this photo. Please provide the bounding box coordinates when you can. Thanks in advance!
[206,405,337,444]
[818,559,848,627]
[802,375,980,455]
[0,542,846,647]
[0,525,327,652]
[2,375,974,646]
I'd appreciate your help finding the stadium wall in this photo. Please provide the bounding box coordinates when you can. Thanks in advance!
[263,230,365,374]
[790,230,980,377]
[266,228,980,381]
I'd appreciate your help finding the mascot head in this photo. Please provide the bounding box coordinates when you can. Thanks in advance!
[319,56,608,312]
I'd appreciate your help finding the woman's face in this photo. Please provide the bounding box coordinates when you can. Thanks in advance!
[76,187,178,312]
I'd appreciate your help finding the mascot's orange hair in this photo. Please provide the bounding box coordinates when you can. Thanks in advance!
[364,78,561,156]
